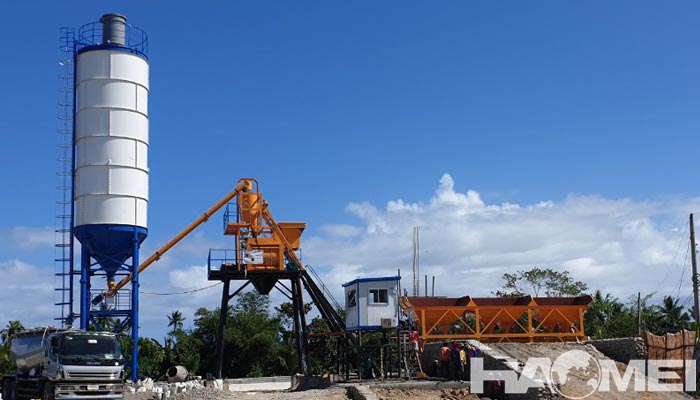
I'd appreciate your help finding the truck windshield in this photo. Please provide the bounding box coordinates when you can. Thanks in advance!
[59,335,121,359]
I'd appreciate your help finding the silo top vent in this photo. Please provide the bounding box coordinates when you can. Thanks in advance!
[76,14,148,58]
[100,13,127,46]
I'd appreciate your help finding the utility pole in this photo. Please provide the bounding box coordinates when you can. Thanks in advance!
[637,292,641,335]
[691,214,699,331]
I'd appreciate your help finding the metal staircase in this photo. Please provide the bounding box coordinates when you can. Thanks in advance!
[301,266,345,332]
[54,27,76,327]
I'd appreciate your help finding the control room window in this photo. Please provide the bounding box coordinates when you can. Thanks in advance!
[369,289,388,305]
[347,289,357,307]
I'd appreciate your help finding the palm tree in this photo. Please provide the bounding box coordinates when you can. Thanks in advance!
[1,320,25,344]
[657,296,690,333]
[584,290,625,338]
[167,310,185,333]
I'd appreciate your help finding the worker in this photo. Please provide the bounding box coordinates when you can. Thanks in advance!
[399,310,408,330]
[408,329,419,352]
[459,343,468,380]
[461,343,470,380]
[451,342,462,380]
[493,321,502,334]
[439,342,451,380]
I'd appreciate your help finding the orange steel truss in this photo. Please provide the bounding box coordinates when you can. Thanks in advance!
[401,295,592,345]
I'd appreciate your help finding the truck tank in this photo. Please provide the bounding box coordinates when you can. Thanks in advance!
[9,327,64,375]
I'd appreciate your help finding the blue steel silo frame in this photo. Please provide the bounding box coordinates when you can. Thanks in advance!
[73,18,149,382]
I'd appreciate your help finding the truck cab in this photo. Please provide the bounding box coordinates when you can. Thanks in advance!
[42,331,125,398]
[3,328,125,400]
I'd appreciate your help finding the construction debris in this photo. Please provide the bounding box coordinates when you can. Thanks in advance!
[122,379,350,400]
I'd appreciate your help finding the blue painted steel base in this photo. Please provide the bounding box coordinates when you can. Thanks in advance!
[77,224,146,382]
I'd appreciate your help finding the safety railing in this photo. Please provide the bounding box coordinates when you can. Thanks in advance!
[223,203,238,233]
[208,249,238,273]
[76,21,148,57]
[89,289,131,312]
[305,265,342,312]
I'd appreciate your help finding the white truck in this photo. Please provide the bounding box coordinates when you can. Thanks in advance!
[1,327,125,400]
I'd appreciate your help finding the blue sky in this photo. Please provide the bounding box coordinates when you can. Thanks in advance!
[0,1,699,339]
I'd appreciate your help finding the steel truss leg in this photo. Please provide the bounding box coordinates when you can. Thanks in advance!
[291,276,312,376]
[215,280,250,379]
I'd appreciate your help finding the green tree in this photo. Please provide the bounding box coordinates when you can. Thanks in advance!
[1,320,25,344]
[274,301,313,345]
[307,316,338,374]
[493,267,588,297]
[0,345,13,376]
[164,310,200,373]
[582,291,690,338]
[167,310,185,333]
[121,336,166,380]
[0,321,25,376]
[167,330,202,373]
[583,290,646,338]
[655,296,691,333]
[192,291,296,378]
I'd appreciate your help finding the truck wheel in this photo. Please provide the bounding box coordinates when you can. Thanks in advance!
[42,383,54,400]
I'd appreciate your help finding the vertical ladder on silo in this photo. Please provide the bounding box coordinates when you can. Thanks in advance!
[54,27,76,327]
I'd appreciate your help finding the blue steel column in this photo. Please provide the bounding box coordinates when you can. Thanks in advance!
[131,228,140,381]
[80,245,90,329]
[69,42,77,326]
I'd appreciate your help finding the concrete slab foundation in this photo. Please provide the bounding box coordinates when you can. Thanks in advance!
[223,376,291,391]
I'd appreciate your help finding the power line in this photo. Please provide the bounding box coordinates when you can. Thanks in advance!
[140,282,222,296]
[654,222,689,294]
[672,244,691,299]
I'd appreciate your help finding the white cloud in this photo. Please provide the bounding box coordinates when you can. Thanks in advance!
[304,174,700,307]
[0,259,54,328]
[169,265,210,290]
[319,224,364,238]
[0,226,55,251]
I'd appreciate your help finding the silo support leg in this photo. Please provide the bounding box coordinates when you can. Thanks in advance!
[79,245,90,330]
[130,235,140,382]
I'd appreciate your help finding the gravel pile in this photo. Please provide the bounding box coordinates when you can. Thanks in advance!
[122,379,350,400]
[123,378,210,400]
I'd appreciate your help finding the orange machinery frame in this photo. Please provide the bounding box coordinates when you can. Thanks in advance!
[222,179,306,273]
[401,295,592,345]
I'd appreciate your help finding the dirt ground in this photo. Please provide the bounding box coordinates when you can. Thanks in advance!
[486,342,692,399]
[372,387,478,400]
